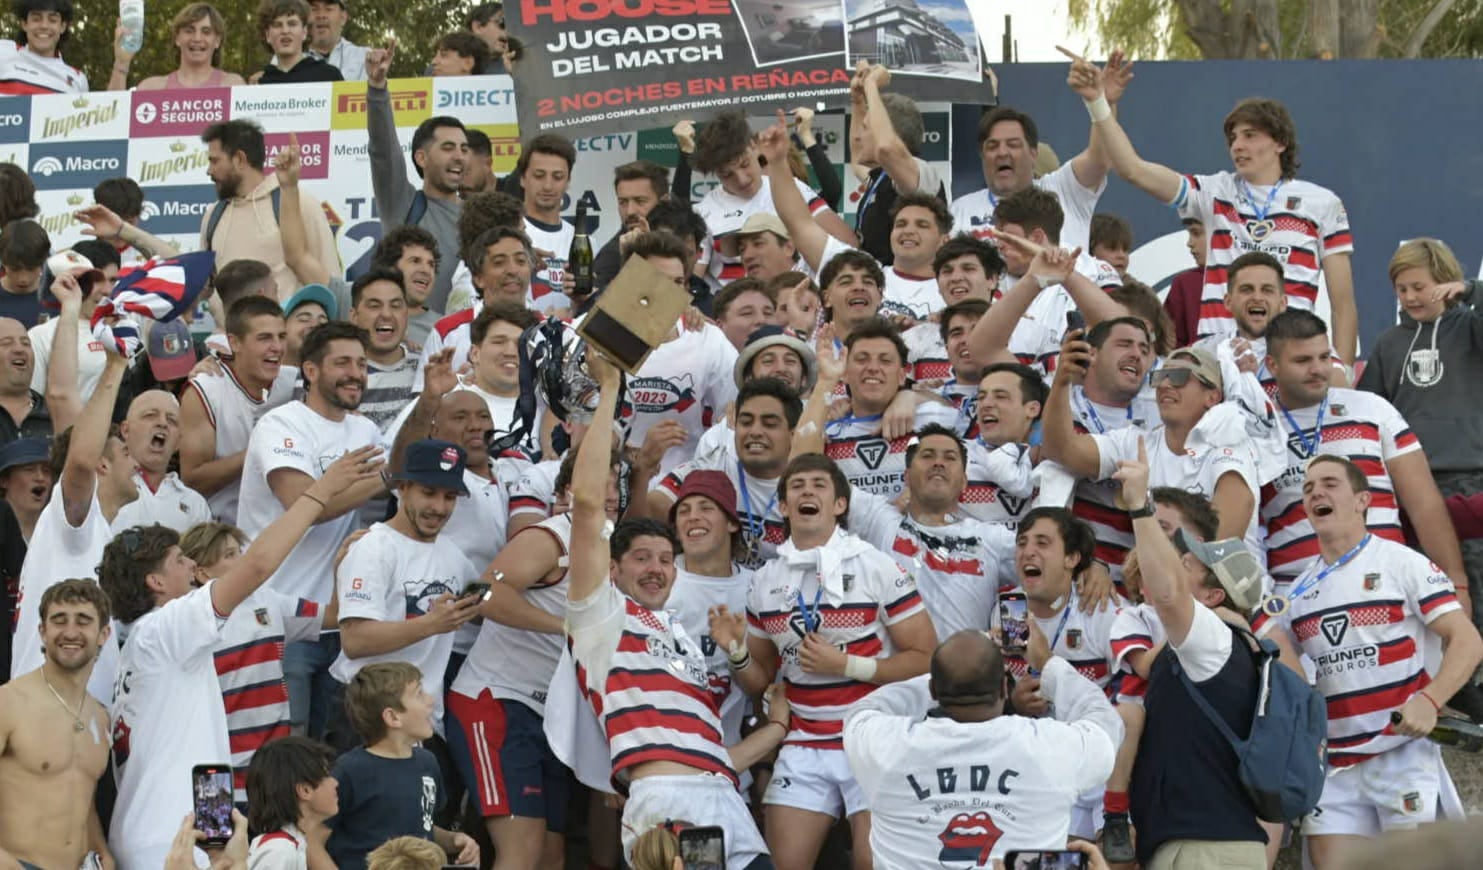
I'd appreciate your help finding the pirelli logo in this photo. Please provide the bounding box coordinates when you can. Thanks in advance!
[336,89,429,114]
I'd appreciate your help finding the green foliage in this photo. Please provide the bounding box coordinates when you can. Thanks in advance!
[52,0,471,89]
[1068,0,1483,59]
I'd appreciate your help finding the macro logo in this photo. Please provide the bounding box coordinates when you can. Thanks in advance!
[32,93,126,142]
[0,95,29,144]
[28,141,128,190]
[138,184,219,235]
[330,80,431,130]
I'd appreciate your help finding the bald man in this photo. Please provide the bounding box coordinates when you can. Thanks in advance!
[109,389,211,532]
[843,628,1122,867]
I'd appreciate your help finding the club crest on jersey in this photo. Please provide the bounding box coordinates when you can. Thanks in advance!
[1320,613,1349,646]
[856,438,889,471]
[1065,628,1083,650]
[1286,196,1302,210]
[439,447,459,471]
[1405,348,1444,388]
[1403,791,1422,814]
[1330,404,1346,416]
[254,608,270,626]
[1363,572,1381,592]
[937,811,1003,865]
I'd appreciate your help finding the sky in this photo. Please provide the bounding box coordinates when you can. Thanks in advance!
[967,0,1102,63]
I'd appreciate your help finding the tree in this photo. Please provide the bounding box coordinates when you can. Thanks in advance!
[50,0,472,90]
[1068,0,1483,60]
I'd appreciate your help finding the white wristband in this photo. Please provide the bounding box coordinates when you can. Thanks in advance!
[1084,95,1112,123]
[844,654,878,683]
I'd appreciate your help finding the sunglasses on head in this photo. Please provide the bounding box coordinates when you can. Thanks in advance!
[1150,367,1214,389]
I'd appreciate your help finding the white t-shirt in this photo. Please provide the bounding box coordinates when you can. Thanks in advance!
[880,268,941,322]
[329,522,478,732]
[0,40,86,94]
[698,175,829,289]
[109,583,230,870]
[844,659,1120,867]
[621,323,738,477]
[111,472,212,534]
[236,402,384,603]
[949,162,1105,251]
[12,481,119,703]
[28,316,108,403]
[509,458,561,521]
[664,558,752,745]
[187,364,299,525]
[525,216,574,313]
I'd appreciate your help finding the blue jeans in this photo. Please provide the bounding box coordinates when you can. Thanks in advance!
[283,633,342,740]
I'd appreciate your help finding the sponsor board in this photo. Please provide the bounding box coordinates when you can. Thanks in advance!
[229,84,331,130]
[28,140,130,190]
[128,138,211,187]
[434,78,518,115]
[30,92,129,143]
[130,88,230,138]
[137,184,219,236]
[330,79,434,131]
[264,131,332,181]
[0,96,30,144]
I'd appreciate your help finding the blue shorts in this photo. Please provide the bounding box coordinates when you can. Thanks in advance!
[446,689,572,830]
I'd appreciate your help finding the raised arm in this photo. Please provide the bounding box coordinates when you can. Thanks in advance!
[44,273,86,433]
[390,349,457,475]
[794,108,841,211]
[274,133,332,287]
[670,120,695,204]
[789,325,844,457]
[75,204,180,259]
[567,350,623,602]
[213,445,383,617]
[364,40,416,224]
[1040,331,1104,478]
[859,64,921,194]
[1116,439,1196,642]
[758,112,830,272]
[1071,59,1184,205]
[1060,47,1133,193]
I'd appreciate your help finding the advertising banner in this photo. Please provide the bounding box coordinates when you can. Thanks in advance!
[509,0,992,137]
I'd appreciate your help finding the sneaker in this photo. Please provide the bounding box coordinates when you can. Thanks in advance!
[1101,811,1135,863]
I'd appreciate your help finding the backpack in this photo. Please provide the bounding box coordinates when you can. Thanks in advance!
[204,188,281,252]
[1171,622,1328,823]
[404,190,428,226]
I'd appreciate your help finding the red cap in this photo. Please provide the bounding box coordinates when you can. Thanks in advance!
[668,469,740,528]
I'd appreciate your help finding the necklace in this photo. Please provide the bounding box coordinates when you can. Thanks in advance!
[44,674,87,732]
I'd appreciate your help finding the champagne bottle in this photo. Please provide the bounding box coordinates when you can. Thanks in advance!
[569,201,593,299]
[1391,711,1483,752]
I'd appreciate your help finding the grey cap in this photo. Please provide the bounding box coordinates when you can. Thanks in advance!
[1175,528,1264,613]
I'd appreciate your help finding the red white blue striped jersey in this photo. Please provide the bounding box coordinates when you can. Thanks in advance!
[1065,386,1157,582]
[994,592,1119,692]
[825,403,960,497]
[568,581,736,792]
[1253,536,1459,767]
[903,322,950,384]
[1172,171,1352,340]
[1108,603,1166,704]
[960,440,1037,528]
[1260,389,1419,580]
[747,529,927,749]
[213,589,321,802]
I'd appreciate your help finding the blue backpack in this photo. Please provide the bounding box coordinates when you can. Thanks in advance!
[1171,622,1328,823]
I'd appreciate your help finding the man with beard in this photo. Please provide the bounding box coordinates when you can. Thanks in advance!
[348,268,417,433]
[0,580,115,870]
[415,227,533,392]
[109,389,211,532]
[330,439,481,746]
[373,227,444,345]
[0,317,49,444]
[1191,251,1287,388]
[200,119,337,300]
[593,161,669,290]
[566,350,786,869]
[181,295,298,526]
[367,42,465,313]
[238,322,388,739]
[10,280,137,703]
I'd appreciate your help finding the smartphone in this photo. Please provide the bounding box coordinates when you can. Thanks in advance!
[462,582,493,603]
[678,825,726,870]
[999,592,1029,654]
[1004,850,1089,870]
[191,764,235,847]
[1065,310,1086,335]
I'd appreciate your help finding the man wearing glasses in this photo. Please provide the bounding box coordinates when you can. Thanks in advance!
[1041,346,1266,564]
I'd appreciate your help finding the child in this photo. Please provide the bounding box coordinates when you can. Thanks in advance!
[0,218,48,328]
[325,663,479,870]
[246,737,339,870]
[428,30,489,77]
[252,0,341,84]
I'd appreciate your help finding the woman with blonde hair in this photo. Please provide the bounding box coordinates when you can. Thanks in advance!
[1359,237,1483,623]
[109,2,246,90]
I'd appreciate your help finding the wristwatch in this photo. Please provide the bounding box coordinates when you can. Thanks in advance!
[1127,502,1155,519]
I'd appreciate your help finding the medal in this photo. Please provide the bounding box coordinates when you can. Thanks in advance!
[1247,219,1275,241]
[1261,594,1288,618]
[1238,177,1284,245]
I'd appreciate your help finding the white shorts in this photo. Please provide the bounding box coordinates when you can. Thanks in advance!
[763,744,867,818]
[1304,738,1444,837]
[622,773,769,870]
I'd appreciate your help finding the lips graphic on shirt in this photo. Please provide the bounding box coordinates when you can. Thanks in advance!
[937,811,1002,866]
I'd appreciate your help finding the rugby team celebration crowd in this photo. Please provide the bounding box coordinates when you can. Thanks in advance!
[2,0,1483,869]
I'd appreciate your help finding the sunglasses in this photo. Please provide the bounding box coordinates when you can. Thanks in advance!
[1150,367,1215,389]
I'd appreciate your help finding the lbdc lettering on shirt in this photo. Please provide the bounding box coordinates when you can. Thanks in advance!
[908,764,1021,800]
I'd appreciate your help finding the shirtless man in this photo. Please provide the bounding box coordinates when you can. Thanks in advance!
[0,579,114,870]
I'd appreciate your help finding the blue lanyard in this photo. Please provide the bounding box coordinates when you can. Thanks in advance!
[1077,390,1133,435]
[826,412,883,437]
[942,379,976,433]
[1286,533,1372,603]
[736,461,778,543]
[796,583,824,633]
[1238,178,1284,223]
[1028,593,1075,677]
[1277,394,1327,458]
[855,171,887,232]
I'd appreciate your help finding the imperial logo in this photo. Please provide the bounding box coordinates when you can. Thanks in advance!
[137,142,209,185]
[40,100,120,140]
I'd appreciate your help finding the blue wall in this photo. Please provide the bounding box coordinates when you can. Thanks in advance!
[950,59,1483,352]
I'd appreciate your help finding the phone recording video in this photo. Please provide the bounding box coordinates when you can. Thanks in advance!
[191,764,235,846]
[999,593,1030,653]
[678,825,725,870]
[1005,850,1089,870]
